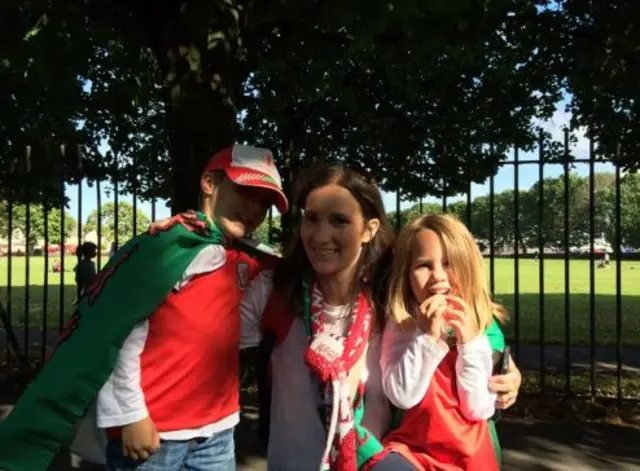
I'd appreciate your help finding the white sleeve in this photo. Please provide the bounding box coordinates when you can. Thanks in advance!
[455,335,497,421]
[240,269,273,349]
[380,320,450,410]
[96,320,149,428]
[175,245,226,290]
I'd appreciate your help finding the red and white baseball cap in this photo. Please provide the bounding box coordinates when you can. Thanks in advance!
[204,144,289,213]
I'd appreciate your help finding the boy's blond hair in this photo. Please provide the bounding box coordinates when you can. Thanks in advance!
[386,213,507,333]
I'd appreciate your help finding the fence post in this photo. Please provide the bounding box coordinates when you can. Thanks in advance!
[24,146,32,360]
[113,151,120,250]
[133,154,138,238]
[614,161,623,404]
[5,157,16,361]
[513,146,521,363]
[58,144,66,332]
[537,131,546,393]
[97,177,102,270]
[588,138,596,399]
[76,145,83,300]
[562,129,571,396]
[42,147,50,363]
[489,170,495,296]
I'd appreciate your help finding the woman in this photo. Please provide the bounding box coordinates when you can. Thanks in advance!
[241,164,521,470]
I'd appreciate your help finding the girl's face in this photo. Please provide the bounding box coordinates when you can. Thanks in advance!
[301,184,378,280]
[409,229,458,304]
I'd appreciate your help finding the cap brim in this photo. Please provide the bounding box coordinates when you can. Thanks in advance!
[225,167,289,214]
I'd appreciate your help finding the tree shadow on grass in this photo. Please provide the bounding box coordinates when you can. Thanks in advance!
[1,288,639,347]
[498,293,640,347]
[0,285,77,337]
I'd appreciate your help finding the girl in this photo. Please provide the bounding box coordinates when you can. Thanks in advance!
[380,213,508,470]
[240,166,521,470]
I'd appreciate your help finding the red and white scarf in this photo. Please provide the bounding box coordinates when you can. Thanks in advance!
[303,282,373,471]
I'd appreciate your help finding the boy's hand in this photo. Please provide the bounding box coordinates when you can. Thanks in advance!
[122,416,161,461]
[417,294,447,340]
[443,295,479,344]
[148,211,208,236]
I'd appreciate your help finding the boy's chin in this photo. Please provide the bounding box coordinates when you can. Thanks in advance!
[218,220,250,240]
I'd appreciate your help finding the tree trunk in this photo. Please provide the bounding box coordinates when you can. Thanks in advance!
[279,126,301,249]
[167,105,236,214]
[146,1,247,213]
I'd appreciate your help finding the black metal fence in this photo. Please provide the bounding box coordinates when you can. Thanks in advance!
[0,133,637,404]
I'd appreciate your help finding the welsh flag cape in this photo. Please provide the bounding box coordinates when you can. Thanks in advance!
[0,211,249,471]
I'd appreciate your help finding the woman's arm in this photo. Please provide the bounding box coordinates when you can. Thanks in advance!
[484,316,521,410]
[380,320,449,409]
[489,355,522,409]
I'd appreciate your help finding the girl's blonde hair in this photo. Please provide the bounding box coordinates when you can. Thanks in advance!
[386,213,507,333]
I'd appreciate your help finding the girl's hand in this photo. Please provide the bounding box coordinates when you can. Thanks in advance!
[417,294,447,340]
[489,355,521,409]
[442,295,479,344]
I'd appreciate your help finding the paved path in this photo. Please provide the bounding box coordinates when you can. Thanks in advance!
[498,419,640,470]
[42,416,640,471]
[4,401,640,470]
[512,344,640,373]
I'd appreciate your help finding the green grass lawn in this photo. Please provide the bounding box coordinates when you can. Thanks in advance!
[1,256,639,346]
[0,255,82,332]
[488,258,640,347]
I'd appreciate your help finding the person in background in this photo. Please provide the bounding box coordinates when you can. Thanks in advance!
[75,242,98,296]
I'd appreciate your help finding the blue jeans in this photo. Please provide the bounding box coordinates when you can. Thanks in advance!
[368,452,417,471]
[105,428,235,471]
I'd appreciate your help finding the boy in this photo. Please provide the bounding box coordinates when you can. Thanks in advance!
[97,144,287,470]
[0,144,288,471]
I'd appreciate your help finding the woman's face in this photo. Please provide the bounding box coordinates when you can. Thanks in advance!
[300,184,378,280]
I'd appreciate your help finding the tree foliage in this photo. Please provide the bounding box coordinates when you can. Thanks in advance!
[396,171,640,251]
[241,1,568,201]
[83,202,151,245]
[251,213,282,247]
[0,202,75,248]
[619,172,640,248]
[562,1,640,170]
[2,0,640,215]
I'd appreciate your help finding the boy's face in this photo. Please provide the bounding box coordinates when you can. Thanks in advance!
[202,173,274,239]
